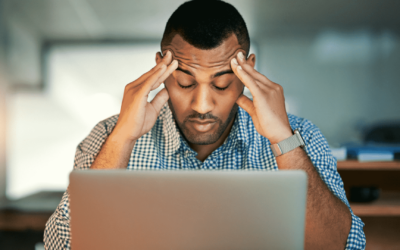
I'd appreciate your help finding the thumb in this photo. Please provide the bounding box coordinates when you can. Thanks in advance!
[150,88,169,115]
[236,94,255,117]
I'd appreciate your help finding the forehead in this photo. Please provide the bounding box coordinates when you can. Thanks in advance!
[163,34,243,69]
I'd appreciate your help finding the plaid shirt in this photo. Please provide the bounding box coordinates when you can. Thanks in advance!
[44,103,366,249]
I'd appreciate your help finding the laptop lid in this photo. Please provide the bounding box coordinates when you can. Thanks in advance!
[69,170,307,250]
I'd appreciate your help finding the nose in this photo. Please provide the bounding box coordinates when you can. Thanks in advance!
[190,84,215,115]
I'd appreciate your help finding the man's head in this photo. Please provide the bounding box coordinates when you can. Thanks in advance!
[156,0,255,146]
[161,0,250,56]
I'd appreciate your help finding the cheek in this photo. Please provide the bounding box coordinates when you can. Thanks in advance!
[165,75,184,100]
[164,76,190,117]
[217,89,240,115]
[217,79,243,103]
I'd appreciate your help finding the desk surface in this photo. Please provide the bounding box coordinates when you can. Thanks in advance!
[337,160,400,170]
[0,191,63,231]
[1,162,399,230]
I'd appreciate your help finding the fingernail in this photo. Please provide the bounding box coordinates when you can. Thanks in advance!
[238,52,245,60]
[166,50,171,57]
[232,58,238,65]
[237,66,242,70]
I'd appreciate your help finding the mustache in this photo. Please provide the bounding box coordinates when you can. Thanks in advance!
[186,112,219,121]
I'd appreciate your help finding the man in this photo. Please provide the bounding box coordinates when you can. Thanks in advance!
[44,0,366,249]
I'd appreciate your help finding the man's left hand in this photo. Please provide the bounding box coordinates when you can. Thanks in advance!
[231,52,293,144]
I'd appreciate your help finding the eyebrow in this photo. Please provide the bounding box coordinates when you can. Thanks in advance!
[177,67,234,78]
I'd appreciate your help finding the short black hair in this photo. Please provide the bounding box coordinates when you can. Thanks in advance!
[161,0,250,55]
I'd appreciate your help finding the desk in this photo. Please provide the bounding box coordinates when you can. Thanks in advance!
[1,165,399,249]
[337,160,400,249]
[0,192,63,250]
[0,191,63,231]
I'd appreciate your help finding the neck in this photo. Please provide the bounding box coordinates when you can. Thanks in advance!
[188,117,236,162]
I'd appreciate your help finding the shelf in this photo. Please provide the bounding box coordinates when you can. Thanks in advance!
[337,160,400,170]
[350,192,400,216]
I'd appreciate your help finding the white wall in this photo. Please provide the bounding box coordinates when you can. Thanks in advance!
[256,29,400,146]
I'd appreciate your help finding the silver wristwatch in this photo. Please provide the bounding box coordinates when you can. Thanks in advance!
[270,129,306,157]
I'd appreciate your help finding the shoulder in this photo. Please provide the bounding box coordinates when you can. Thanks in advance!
[78,114,119,155]
[287,113,333,160]
[288,114,326,144]
[287,113,316,133]
[95,114,120,134]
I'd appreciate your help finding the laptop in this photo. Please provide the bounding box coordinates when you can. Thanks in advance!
[69,170,307,250]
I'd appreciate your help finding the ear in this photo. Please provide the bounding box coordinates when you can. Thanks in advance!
[246,53,256,68]
[155,52,163,64]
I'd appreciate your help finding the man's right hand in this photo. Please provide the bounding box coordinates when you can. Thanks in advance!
[112,50,178,143]
[90,51,177,169]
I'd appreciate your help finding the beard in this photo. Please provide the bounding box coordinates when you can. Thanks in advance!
[168,99,238,145]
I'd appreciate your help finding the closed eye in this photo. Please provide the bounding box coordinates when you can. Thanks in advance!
[178,83,228,91]
[214,85,228,91]
[178,83,194,89]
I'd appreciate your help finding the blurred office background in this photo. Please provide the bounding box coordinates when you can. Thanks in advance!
[0,0,399,249]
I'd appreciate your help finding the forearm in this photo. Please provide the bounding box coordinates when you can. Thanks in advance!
[90,132,136,169]
[276,147,351,250]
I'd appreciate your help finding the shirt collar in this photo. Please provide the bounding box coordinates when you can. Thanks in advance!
[153,103,250,157]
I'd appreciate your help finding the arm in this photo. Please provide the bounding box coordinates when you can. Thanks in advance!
[89,133,136,169]
[91,50,177,169]
[231,52,365,249]
[282,119,366,249]
[44,51,178,249]
[277,145,351,249]
[44,118,118,250]
[44,190,72,250]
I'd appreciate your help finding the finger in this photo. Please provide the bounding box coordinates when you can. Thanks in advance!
[236,94,256,117]
[231,58,259,92]
[160,50,174,66]
[138,64,167,93]
[236,52,272,85]
[150,88,169,115]
[132,51,173,86]
[150,60,178,91]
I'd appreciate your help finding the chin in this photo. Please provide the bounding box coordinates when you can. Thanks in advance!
[184,132,222,145]
[179,124,222,145]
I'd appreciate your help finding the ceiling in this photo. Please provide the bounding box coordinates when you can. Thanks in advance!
[5,0,400,41]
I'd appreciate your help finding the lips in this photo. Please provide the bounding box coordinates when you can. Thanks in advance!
[188,119,216,124]
[188,119,217,132]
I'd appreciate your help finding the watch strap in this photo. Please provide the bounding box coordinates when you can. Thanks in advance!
[270,129,306,157]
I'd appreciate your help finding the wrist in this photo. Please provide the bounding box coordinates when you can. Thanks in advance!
[268,129,293,145]
[90,130,136,170]
[109,128,137,148]
[270,129,306,157]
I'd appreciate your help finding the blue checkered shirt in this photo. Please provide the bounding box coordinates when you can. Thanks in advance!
[44,103,366,249]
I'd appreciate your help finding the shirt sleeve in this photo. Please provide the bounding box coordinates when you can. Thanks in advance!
[44,115,119,250]
[294,116,366,250]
